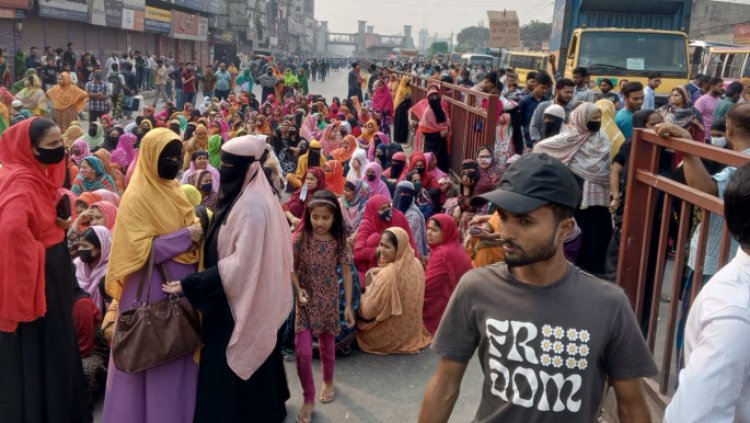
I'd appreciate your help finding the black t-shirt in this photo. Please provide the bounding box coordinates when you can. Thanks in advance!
[41,65,58,85]
[432,263,657,423]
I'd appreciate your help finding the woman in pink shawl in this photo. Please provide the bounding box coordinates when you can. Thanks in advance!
[110,132,136,170]
[417,87,451,172]
[319,121,342,157]
[180,150,221,194]
[300,114,320,142]
[409,83,450,152]
[371,79,394,133]
[70,138,90,166]
[94,189,121,206]
[164,135,293,422]
[423,152,447,181]
[74,225,112,314]
[362,161,391,200]
[367,131,390,162]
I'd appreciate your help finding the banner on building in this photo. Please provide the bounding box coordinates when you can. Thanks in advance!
[90,0,121,27]
[122,8,144,31]
[736,23,750,45]
[0,0,28,9]
[172,10,197,39]
[145,6,171,34]
[38,0,88,22]
[171,0,219,14]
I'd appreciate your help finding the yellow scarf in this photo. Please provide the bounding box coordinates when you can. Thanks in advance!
[106,128,201,299]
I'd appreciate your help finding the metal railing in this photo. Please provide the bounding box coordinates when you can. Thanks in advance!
[617,128,748,407]
[398,73,499,171]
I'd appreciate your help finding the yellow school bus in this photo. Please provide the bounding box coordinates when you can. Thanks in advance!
[506,51,551,85]
[556,28,690,103]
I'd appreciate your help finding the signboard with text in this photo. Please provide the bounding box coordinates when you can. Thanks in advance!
[38,0,88,22]
[172,10,206,41]
[145,6,171,34]
[736,23,750,45]
[171,0,219,14]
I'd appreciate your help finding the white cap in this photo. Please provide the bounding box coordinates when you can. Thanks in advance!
[12,100,22,109]
[544,104,566,120]
[222,135,267,159]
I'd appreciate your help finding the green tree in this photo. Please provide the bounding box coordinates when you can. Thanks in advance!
[429,41,450,56]
[520,20,552,50]
[457,26,490,50]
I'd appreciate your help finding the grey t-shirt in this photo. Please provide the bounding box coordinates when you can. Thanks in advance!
[432,263,657,423]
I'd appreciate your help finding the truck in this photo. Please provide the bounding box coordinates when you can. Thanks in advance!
[549,0,692,103]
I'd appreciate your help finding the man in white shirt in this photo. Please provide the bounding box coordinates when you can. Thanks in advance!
[664,125,750,422]
[104,52,120,79]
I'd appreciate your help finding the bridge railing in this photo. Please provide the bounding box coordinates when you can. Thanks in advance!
[617,128,748,408]
[392,72,498,171]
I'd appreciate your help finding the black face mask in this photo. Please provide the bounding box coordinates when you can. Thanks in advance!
[158,158,180,180]
[170,125,181,134]
[35,146,66,164]
[390,161,405,178]
[308,148,321,168]
[88,126,98,137]
[366,173,376,181]
[78,249,98,264]
[415,166,425,175]
[586,121,602,133]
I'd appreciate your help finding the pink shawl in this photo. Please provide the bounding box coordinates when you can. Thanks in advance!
[372,84,394,118]
[74,225,112,313]
[180,160,221,193]
[94,189,121,206]
[216,135,294,380]
[300,114,320,142]
[319,122,342,157]
[111,133,136,169]
[363,161,391,200]
[368,131,390,161]
[70,138,90,164]
[424,152,447,180]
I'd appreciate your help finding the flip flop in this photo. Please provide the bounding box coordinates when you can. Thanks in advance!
[296,409,311,423]
[320,385,336,404]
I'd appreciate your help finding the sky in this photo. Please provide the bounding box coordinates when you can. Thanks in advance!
[314,0,555,39]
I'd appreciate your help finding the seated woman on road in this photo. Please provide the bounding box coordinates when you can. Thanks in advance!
[283,167,326,228]
[345,147,369,183]
[356,227,432,354]
[353,194,416,285]
[340,180,370,232]
[423,214,474,335]
[287,139,322,190]
[71,155,116,195]
[192,169,217,211]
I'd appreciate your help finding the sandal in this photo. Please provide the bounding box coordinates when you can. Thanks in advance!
[296,404,313,423]
[320,384,336,403]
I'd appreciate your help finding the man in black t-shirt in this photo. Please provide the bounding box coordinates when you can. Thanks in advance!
[40,57,58,91]
[419,153,657,423]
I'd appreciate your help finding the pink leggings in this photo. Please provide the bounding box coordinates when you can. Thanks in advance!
[295,329,335,403]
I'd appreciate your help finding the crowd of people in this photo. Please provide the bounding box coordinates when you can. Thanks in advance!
[0,49,749,423]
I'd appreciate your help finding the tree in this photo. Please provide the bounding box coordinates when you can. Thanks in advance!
[520,20,552,51]
[429,41,450,56]
[457,26,490,50]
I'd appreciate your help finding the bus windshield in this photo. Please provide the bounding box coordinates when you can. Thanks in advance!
[578,32,688,78]
[466,55,494,68]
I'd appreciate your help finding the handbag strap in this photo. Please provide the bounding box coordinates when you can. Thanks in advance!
[134,245,156,305]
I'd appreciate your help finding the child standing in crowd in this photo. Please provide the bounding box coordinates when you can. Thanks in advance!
[291,190,356,423]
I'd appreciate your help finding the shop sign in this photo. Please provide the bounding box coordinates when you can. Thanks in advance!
[38,0,88,22]
[144,6,171,34]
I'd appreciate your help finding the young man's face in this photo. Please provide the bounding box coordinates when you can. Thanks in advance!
[573,73,586,87]
[556,86,574,105]
[626,90,645,111]
[496,206,571,268]
[649,77,662,90]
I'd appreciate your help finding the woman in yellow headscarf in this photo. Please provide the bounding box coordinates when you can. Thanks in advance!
[595,99,625,159]
[14,74,47,117]
[287,139,323,190]
[103,128,202,422]
[62,120,84,147]
[46,72,89,131]
[392,75,412,144]
[183,123,209,170]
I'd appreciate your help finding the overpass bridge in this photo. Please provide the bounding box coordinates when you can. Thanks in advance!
[317,21,415,58]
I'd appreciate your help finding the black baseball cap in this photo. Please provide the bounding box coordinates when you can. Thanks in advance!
[472,153,581,214]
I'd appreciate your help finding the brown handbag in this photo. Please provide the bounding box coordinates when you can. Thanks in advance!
[112,246,203,374]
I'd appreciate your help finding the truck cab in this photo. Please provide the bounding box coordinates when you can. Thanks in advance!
[563,28,690,103]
